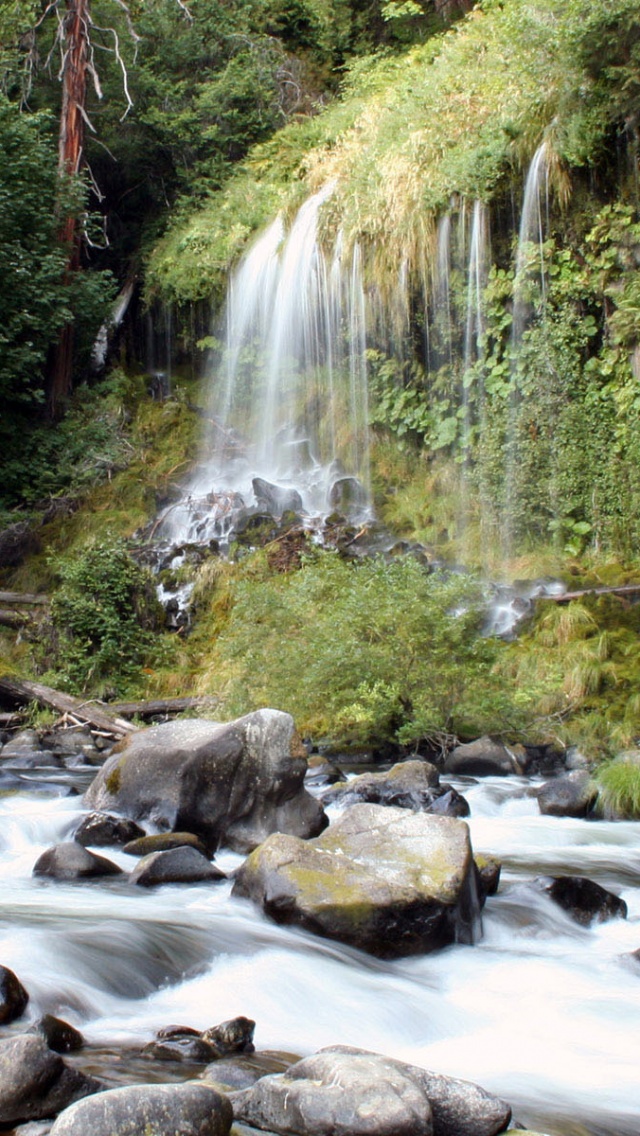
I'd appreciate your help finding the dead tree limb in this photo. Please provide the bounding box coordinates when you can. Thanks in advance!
[0,676,136,736]
[538,584,640,604]
[0,592,49,606]
[108,696,217,719]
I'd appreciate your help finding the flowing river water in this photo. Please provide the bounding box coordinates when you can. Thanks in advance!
[0,769,638,1136]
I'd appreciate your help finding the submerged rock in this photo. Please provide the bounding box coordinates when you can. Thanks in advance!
[233,804,480,958]
[74,812,145,848]
[321,760,469,817]
[84,711,327,853]
[0,1035,101,1124]
[541,875,627,926]
[230,1046,511,1136]
[0,965,29,1024]
[49,1082,232,1136]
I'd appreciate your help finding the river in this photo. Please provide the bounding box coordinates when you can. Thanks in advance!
[0,769,638,1135]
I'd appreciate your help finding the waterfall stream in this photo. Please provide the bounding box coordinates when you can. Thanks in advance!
[1,772,638,1136]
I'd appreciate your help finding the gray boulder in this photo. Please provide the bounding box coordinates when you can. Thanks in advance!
[537,771,597,818]
[33,843,123,881]
[322,760,469,817]
[443,737,522,777]
[230,1047,511,1136]
[0,964,29,1024]
[84,712,326,853]
[252,479,303,516]
[49,1082,233,1136]
[0,1035,101,1123]
[130,845,226,887]
[233,804,480,958]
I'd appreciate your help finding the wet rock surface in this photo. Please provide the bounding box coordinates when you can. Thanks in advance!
[74,812,145,848]
[0,1035,101,1123]
[321,759,469,817]
[130,845,226,887]
[537,771,597,818]
[443,737,522,777]
[33,842,123,881]
[540,875,627,926]
[0,964,29,1024]
[48,1081,233,1136]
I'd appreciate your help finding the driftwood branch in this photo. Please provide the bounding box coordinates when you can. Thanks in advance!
[108,696,217,719]
[0,610,31,630]
[0,592,49,606]
[540,584,640,604]
[0,676,136,737]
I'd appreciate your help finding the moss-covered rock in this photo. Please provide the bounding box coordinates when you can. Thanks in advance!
[232,803,480,957]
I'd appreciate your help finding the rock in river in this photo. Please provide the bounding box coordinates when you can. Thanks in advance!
[83,711,327,853]
[49,1082,232,1136]
[230,1046,511,1136]
[233,803,481,958]
[0,1034,100,1124]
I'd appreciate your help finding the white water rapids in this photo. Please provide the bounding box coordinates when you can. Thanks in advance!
[0,774,638,1135]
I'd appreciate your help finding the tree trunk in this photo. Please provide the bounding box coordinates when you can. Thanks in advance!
[107,696,218,719]
[48,0,89,416]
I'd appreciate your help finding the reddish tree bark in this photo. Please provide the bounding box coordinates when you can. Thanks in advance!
[48,0,89,416]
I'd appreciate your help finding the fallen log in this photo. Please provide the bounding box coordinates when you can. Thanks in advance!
[0,676,136,737]
[539,583,640,604]
[0,591,49,606]
[108,696,217,719]
[0,610,30,629]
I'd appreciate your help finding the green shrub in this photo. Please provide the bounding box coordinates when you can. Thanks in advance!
[207,550,518,751]
[49,539,164,695]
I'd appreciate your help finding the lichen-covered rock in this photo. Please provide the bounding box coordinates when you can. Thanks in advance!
[233,804,480,958]
[84,711,327,853]
[48,1082,232,1136]
[537,771,597,818]
[32,843,123,881]
[231,1047,512,1136]
[123,831,208,856]
[230,1048,433,1136]
[0,1035,101,1123]
[0,965,29,1024]
[130,845,226,887]
[321,760,469,817]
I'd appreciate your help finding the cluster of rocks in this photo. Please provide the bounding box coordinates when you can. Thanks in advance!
[1,709,633,1135]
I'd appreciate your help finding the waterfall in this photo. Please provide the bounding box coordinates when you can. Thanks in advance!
[160,185,371,547]
[462,199,489,448]
[503,142,550,558]
[512,141,549,350]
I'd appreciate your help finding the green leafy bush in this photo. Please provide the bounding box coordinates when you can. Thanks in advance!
[49,540,164,695]
[208,551,516,750]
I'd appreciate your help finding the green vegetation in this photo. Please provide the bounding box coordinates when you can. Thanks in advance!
[595,757,640,819]
[47,538,164,695]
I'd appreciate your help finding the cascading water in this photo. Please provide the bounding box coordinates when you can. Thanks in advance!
[1,769,638,1136]
[158,185,371,548]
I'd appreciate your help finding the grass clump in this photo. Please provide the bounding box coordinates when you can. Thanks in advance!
[595,758,640,819]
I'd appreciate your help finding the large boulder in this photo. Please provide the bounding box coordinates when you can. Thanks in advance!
[252,478,303,516]
[537,771,597,818]
[0,1035,101,1124]
[233,804,480,958]
[83,712,327,853]
[322,760,469,818]
[49,1082,233,1136]
[443,737,521,777]
[230,1047,511,1136]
